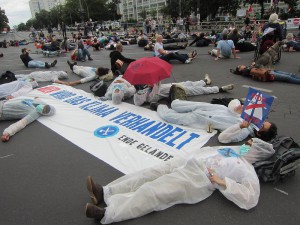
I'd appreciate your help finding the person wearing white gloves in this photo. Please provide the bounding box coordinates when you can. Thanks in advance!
[1,98,55,142]
[156,99,244,131]
[84,138,275,223]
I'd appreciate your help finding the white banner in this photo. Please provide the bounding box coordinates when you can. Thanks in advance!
[25,84,216,174]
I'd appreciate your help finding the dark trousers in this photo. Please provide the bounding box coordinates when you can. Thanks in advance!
[160,52,188,63]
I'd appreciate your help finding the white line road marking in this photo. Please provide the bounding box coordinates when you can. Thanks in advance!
[0,154,14,159]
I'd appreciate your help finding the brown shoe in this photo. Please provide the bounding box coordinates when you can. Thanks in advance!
[85,203,105,220]
[86,176,103,205]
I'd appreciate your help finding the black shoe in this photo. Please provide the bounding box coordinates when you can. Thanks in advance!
[45,62,51,68]
[51,59,57,67]
[85,203,105,220]
[86,176,103,205]
[88,57,93,61]
[67,60,77,71]
[0,53,3,57]
[150,102,160,111]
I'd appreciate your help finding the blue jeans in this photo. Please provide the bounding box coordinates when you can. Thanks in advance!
[272,70,300,85]
[160,52,188,63]
[28,60,46,68]
[78,48,90,60]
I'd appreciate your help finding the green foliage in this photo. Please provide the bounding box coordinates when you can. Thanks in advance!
[140,9,147,20]
[0,7,9,31]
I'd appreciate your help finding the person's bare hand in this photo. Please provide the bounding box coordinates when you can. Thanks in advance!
[6,95,13,100]
[215,57,219,61]
[208,168,226,187]
[1,133,10,142]
[240,120,251,129]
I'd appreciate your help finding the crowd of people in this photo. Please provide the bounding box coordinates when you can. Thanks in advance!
[1,12,300,224]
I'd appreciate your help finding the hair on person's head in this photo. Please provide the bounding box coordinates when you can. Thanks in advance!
[116,43,123,51]
[21,48,27,53]
[96,67,109,76]
[258,122,278,142]
[222,33,228,40]
[199,32,205,38]
[286,33,294,40]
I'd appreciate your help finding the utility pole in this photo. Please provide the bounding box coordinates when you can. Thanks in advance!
[197,0,200,25]
[179,0,182,17]
[79,0,84,23]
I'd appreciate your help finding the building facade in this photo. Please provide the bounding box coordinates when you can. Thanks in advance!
[29,0,66,18]
[118,0,167,21]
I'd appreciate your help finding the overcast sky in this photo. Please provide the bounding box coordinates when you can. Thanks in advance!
[1,0,32,27]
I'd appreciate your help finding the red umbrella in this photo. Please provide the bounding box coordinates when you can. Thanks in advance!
[123,57,172,85]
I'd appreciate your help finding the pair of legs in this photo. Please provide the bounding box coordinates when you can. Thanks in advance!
[77,48,93,61]
[272,70,300,84]
[85,157,213,224]
[28,60,57,69]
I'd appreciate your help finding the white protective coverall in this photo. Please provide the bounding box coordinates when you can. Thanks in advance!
[157,99,249,131]
[104,75,136,100]
[134,80,219,106]
[101,138,274,224]
[0,98,55,137]
[73,65,113,83]
[218,123,255,143]
[0,80,36,99]
[16,71,68,82]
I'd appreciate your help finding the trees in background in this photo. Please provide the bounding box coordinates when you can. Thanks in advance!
[0,7,9,31]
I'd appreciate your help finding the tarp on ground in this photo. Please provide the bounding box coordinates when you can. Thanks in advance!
[24,84,217,174]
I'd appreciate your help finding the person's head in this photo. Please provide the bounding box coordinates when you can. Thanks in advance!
[228,99,242,114]
[112,88,124,105]
[269,13,278,23]
[21,48,28,54]
[232,28,238,35]
[286,33,294,41]
[222,33,228,40]
[35,104,56,116]
[199,32,205,38]
[116,43,123,52]
[96,67,109,76]
[242,138,275,164]
[156,34,163,43]
[77,35,82,40]
[254,121,277,142]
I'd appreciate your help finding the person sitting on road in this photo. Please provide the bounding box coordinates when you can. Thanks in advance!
[208,33,239,60]
[109,43,136,75]
[154,35,196,64]
[61,61,113,86]
[284,33,300,52]
[228,29,256,52]
[20,48,57,69]
[60,37,75,52]
[76,35,93,62]
[0,98,55,142]
[84,138,275,223]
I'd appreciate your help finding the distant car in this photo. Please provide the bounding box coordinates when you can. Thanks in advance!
[111,21,121,30]
[10,30,14,33]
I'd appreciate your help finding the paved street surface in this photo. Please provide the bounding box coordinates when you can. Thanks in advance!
[0,31,300,225]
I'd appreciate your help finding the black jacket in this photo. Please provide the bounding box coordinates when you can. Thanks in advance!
[109,51,135,73]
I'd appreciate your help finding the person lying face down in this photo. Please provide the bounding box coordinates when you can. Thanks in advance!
[84,138,275,224]
[1,98,55,142]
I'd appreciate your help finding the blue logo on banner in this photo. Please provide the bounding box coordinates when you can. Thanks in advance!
[94,125,119,138]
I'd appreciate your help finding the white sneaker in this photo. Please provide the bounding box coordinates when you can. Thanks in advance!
[221,84,234,92]
[204,74,212,85]
[185,59,191,64]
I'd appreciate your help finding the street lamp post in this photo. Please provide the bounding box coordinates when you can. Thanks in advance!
[197,0,200,26]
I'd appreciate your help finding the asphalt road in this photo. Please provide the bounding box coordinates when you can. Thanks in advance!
[0,31,300,225]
